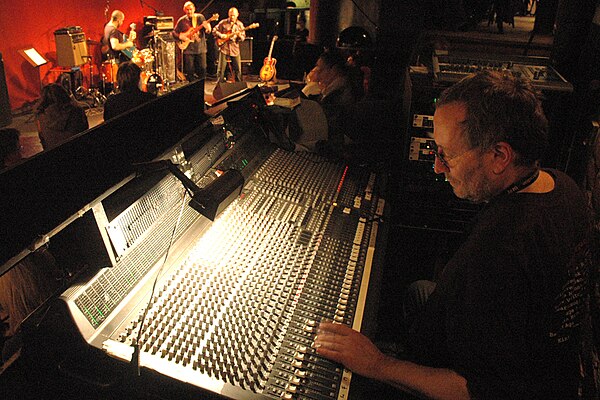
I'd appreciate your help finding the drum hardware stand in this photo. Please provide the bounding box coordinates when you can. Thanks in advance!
[81,56,106,107]
[154,32,170,92]
[101,57,117,97]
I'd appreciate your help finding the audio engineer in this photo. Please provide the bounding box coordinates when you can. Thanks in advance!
[314,71,593,399]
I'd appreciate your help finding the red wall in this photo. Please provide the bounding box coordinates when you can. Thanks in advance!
[0,0,183,110]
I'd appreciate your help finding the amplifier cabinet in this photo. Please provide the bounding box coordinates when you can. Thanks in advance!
[55,32,88,67]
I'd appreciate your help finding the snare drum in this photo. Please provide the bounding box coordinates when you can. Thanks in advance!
[101,61,118,83]
[141,72,163,94]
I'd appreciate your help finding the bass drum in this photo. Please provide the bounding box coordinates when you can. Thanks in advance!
[141,72,163,95]
[101,61,118,84]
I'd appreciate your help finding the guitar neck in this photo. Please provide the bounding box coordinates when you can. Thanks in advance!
[267,36,278,59]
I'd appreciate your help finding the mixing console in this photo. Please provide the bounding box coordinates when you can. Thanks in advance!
[59,140,385,400]
[432,51,573,92]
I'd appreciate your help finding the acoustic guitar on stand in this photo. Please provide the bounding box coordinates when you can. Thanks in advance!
[120,23,137,59]
[259,35,278,82]
[216,23,259,47]
[177,14,219,51]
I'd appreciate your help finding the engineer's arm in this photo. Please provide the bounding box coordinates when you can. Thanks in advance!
[314,322,471,400]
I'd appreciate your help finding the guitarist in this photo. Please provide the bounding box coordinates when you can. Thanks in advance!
[102,10,136,64]
[213,7,246,84]
[173,1,213,82]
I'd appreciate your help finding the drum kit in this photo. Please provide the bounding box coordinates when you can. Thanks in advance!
[95,30,169,99]
[73,28,175,108]
[131,47,164,95]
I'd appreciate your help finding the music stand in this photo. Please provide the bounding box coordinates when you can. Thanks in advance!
[18,48,49,91]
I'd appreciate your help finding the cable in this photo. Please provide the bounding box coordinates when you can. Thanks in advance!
[131,188,188,376]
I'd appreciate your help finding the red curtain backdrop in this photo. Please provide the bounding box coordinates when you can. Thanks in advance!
[0,0,182,110]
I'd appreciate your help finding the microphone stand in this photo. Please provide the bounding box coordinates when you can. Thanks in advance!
[198,0,216,15]
[140,0,164,16]
[350,0,379,30]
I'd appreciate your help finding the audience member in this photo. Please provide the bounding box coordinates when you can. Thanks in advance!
[0,128,21,168]
[0,247,62,363]
[103,61,156,121]
[346,49,372,97]
[304,49,362,158]
[35,84,88,151]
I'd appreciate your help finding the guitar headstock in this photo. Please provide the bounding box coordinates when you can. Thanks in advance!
[247,23,260,30]
[209,13,219,23]
[129,23,137,41]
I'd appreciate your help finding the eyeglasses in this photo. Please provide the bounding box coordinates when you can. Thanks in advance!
[432,145,475,169]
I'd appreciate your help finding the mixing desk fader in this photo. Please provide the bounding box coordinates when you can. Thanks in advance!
[57,134,386,400]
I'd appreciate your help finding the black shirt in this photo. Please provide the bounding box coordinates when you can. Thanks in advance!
[408,169,592,399]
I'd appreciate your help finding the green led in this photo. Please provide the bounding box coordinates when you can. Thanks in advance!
[95,306,104,317]
[83,306,98,325]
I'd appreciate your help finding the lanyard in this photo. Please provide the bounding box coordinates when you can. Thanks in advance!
[500,168,540,196]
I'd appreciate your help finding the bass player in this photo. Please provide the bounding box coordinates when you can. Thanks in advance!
[173,1,214,82]
[102,10,136,64]
[213,7,246,84]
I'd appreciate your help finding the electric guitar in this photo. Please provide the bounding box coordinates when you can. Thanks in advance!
[120,23,137,59]
[216,22,259,47]
[259,35,278,82]
[177,14,219,51]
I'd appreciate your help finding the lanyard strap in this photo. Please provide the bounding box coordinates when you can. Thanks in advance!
[500,168,540,196]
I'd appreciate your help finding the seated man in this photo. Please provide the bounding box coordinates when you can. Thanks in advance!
[314,70,593,399]
[103,61,156,121]
[302,49,362,158]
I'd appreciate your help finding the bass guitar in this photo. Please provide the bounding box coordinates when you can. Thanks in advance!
[216,22,259,47]
[177,13,219,51]
[259,35,278,82]
[120,23,137,59]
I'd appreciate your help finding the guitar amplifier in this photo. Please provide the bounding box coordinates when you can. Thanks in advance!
[144,15,174,31]
[240,37,253,63]
[54,29,88,67]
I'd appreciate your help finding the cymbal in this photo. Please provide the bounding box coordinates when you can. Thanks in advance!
[86,39,101,45]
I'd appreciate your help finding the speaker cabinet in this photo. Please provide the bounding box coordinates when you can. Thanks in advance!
[240,37,253,63]
[0,53,11,127]
[55,32,88,67]
[212,81,248,100]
